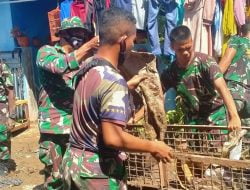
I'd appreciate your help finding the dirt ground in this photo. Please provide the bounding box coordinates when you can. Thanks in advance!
[4,124,44,190]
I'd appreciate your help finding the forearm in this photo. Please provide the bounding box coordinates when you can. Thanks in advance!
[75,43,93,62]
[38,52,79,74]
[218,48,236,74]
[215,78,239,119]
[102,122,155,153]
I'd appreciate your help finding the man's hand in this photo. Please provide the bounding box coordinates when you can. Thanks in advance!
[85,36,99,50]
[75,36,99,62]
[214,77,242,131]
[228,116,241,131]
[150,141,174,163]
[127,74,148,90]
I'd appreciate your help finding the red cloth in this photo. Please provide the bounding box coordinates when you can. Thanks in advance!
[106,0,111,8]
[70,0,93,24]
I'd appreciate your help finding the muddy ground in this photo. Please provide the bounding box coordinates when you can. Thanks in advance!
[4,124,44,190]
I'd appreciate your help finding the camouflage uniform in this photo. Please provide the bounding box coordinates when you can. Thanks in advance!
[37,17,89,189]
[161,52,227,126]
[62,58,129,189]
[0,62,14,161]
[224,36,250,125]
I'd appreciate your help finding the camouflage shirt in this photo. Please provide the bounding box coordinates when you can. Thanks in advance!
[161,53,224,122]
[0,62,14,125]
[0,62,14,102]
[37,43,81,134]
[69,58,130,155]
[224,35,250,100]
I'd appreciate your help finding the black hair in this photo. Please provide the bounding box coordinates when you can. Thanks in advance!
[241,22,250,36]
[170,25,192,44]
[99,8,136,45]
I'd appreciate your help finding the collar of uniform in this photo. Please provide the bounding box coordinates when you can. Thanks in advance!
[93,55,120,73]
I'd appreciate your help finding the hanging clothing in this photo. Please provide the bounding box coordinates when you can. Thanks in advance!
[70,0,95,33]
[234,0,246,26]
[212,0,223,57]
[176,0,185,25]
[112,0,132,12]
[131,0,148,30]
[94,0,111,35]
[183,0,216,56]
[60,0,73,20]
[147,0,178,56]
[183,0,204,53]
[222,0,237,36]
[203,0,216,56]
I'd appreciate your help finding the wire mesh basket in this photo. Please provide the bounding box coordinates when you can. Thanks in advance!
[125,125,250,189]
[164,125,250,157]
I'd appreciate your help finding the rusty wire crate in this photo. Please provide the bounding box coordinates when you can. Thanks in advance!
[164,125,250,157]
[125,125,250,189]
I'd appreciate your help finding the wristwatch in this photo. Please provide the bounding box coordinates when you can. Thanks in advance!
[9,113,16,120]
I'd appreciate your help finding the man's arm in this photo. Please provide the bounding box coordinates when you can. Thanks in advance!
[101,121,173,163]
[214,77,241,130]
[219,47,236,73]
[37,36,99,74]
[75,36,99,62]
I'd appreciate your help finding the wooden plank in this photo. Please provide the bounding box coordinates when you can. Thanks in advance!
[11,121,30,133]
[174,153,250,168]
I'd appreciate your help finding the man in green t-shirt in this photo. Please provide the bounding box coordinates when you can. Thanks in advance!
[161,25,241,129]
[219,23,250,125]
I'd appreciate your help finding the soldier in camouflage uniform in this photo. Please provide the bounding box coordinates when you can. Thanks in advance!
[0,60,15,174]
[219,23,250,126]
[62,8,173,190]
[36,16,98,189]
[161,25,241,129]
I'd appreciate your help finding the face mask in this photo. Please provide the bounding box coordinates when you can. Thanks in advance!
[63,36,84,50]
[69,36,84,49]
[63,29,91,50]
[118,39,126,66]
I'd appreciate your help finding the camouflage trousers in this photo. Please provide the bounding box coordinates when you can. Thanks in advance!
[62,146,127,190]
[188,105,228,126]
[187,106,228,148]
[0,124,10,161]
[39,134,69,190]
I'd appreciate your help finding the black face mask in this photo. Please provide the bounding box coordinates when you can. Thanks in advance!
[118,39,126,66]
[63,36,84,50]
[63,29,92,50]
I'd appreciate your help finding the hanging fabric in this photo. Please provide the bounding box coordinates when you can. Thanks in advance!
[70,0,95,33]
[222,0,238,55]
[131,0,148,30]
[222,0,237,36]
[234,0,246,26]
[202,0,216,56]
[112,0,132,12]
[212,0,223,57]
[94,0,111,35]
[147,0,178,57]
[176,0,185,25]
[183,0,204,53]
[60,0,73,20]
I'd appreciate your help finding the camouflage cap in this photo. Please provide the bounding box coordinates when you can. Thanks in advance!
[56,16,91,35]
